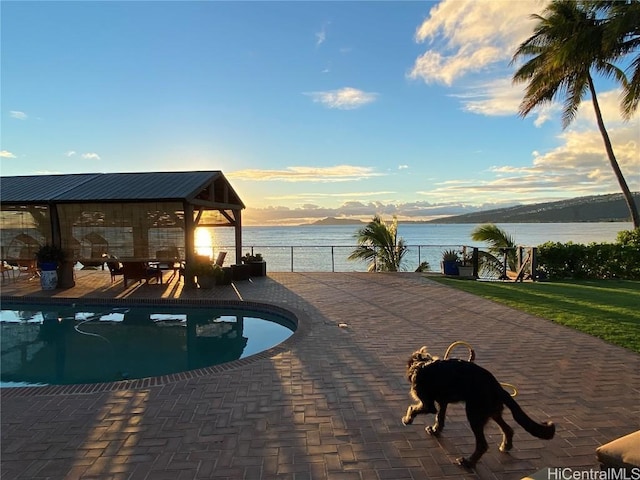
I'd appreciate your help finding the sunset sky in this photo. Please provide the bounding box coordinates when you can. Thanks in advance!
[2,0,639,225]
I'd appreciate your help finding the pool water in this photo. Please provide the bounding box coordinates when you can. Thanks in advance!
[0,303,296,387]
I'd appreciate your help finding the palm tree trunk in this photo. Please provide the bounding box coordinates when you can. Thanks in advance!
[588,75,640,229]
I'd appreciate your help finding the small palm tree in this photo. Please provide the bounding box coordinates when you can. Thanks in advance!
[512,0,640,229]
[348,215,407,272]
[471,224,517,272]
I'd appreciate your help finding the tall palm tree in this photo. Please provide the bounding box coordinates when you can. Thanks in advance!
[586,0,640,118]
[348,215,407,272]
[512,0,640,229]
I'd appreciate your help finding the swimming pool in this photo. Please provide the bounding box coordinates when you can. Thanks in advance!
[0,301,297,387]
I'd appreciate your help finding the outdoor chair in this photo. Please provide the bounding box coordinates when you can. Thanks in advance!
[215,251,227,266]
[1,262,18,283]
[122,261,162,288]
[104,255,124,283]
[81,233,109,268]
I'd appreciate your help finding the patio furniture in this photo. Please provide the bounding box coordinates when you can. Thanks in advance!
[1,262,18,283]
[215,251,227,266]
[154,248,181,281]
[596,429,640,473]
[17,257,39,280]
[122,261,162,288]
[81,233,109,268]
[104,255,124,283]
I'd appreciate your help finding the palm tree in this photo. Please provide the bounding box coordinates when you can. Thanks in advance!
[471,224,517,273]
[512,0,640,229]
[586,0,640,118]
[348,215,407,272]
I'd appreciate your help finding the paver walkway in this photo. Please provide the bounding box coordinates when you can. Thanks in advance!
[1,271,639,480]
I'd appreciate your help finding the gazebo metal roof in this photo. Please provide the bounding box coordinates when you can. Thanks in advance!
[0,171,245,207]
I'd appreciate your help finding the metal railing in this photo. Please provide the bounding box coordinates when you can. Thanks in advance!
[216,244,467,273]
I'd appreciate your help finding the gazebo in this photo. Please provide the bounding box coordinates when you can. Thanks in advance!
[0,171,245,286]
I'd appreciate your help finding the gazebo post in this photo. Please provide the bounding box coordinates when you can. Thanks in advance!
[234,209,243,265]
[184,202,197,288]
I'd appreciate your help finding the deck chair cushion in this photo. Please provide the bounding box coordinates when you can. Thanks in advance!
[596,430,640,471]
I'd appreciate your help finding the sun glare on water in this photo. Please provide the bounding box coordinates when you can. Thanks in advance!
[195,227,213,259]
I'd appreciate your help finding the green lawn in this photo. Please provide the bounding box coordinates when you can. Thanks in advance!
[429,277,640,353]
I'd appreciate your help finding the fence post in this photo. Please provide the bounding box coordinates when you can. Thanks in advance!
[290,246,294,272]
[531,247,538,281]
[472,247,479,278]
[331,246,335,272]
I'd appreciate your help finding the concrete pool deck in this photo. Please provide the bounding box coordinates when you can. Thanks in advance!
[1,270,639,480]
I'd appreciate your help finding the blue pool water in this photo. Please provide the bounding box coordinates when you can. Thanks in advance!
[0,303,296,387]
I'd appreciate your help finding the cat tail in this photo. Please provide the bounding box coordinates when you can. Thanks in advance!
[502,389,555,439]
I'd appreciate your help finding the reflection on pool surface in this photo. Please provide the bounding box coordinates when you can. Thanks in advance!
[0,303,296,387]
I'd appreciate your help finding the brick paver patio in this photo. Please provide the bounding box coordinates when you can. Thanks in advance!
[1,270,638,480]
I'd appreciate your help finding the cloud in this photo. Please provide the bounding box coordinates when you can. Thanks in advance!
[81,152,101,160]
[531,123,640,181]
[241,199,507,225]
[398,165,409,170]
[409,0,548,86]
[413,113,639,206]
[265,191,396,201]
[315,23,328,46]
[305,87,378,110]
[10,111,27,120]
[229,165,384,182]
[452,76,561,125]
[1,150,16,158]
[66,151,77,157]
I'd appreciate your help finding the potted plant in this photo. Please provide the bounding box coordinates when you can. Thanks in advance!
[441,249,460,276]
[190,259,224,289]
[217,266,233,285]
[241,252,266,277]
[35,244,66,290]
[457,251,475,278]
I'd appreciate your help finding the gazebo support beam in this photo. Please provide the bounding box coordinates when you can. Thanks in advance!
[183,202,197,288]
[234,209,242,265]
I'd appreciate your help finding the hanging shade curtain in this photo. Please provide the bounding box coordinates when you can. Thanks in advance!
[0,205,51,259]
[56,201,185,261]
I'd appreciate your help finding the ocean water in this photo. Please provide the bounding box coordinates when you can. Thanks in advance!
[204,222,633,273]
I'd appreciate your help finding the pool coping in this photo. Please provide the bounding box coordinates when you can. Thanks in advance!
[0,295,309,397]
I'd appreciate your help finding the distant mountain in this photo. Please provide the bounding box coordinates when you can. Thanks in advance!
[427,192,640,224]
[310,217,365,226]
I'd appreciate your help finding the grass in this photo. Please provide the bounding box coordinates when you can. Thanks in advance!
[429,277,640,353]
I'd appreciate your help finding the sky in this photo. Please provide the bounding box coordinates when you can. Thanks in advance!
[1,0,639,226]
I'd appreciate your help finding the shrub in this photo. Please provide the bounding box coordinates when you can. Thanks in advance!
[537,228,640,280]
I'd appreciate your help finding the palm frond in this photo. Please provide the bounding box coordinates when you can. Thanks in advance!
[471,224,517,271]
